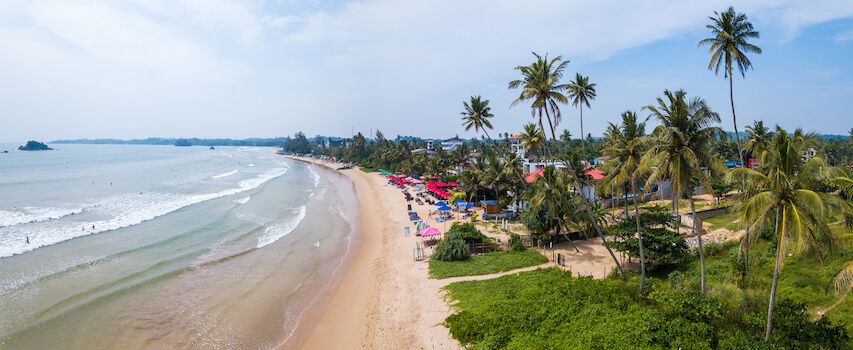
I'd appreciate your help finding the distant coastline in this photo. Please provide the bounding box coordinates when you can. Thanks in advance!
[52,137,287,147]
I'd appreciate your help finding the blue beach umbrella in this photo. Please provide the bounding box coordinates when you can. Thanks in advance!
[433,201,447,206]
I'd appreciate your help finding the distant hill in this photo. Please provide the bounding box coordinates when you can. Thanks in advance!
[52,137,288,147]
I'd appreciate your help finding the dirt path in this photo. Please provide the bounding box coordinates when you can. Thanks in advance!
[436,263,554,285]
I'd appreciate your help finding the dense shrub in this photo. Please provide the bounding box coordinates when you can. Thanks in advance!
[607,211,688,264]
[432,233,470,262]
[509,233,525,252]
[447,222,489,245]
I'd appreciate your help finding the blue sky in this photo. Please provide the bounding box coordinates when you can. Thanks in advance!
[1,0,851,143]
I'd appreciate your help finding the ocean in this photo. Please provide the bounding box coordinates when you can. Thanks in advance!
[0,144,360,349]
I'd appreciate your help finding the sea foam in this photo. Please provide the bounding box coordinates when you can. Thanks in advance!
[211,170,238,179]
[256,205,306,249]
[0,207,84,228]
[0,167,289,258]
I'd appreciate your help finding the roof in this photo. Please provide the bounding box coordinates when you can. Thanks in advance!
[508,135,523,140]
[583,165,605,181]
[442,137,464,142]
[524,169,544,183]
[524,166,604,183]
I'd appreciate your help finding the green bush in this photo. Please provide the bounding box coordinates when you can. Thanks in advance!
[432,233,470,262]
[447,222,489,244]
[509,233,525,252]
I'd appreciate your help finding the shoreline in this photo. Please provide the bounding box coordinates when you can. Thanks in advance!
[280,156,459,350]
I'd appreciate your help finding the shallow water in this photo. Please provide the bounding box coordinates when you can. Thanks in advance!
[0,144,360,349]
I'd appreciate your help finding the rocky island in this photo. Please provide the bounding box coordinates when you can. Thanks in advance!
[18,141,53,151]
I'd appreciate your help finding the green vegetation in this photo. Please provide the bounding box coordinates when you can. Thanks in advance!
[273,6,853,347]
[429,249,548,279]
[509,233,524,252]
[432,234,470,262]
[608,205,689,266]
[444,267,849,349]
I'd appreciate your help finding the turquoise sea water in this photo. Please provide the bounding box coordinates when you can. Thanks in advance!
[0,144,360,349]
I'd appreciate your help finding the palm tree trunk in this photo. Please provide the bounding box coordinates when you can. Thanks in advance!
[675,190,680,236]
[689,193,706,295]
[624,184,629,219]
[634,181,646,293]
[580,106,586,167]
[730,68,751,279]
[544,107,627,278]
[765,208,783,342]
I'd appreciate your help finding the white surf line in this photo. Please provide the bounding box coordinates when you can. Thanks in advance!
[275,202,357,348]
[211,169,238,179]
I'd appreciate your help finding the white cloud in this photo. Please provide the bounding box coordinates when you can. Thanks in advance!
[0,0,851,141]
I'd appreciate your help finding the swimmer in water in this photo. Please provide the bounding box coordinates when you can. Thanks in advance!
[26,236,29,244]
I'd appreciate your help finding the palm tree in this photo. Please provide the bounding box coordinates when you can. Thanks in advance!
[560,129,572,144]
[849,128,853,143]
[462,95,527,188]
[567,73,597,166]
[699,6,761,170]
[509,52,626,278]
[641,89,727,295]
[461,96,498,149]
[726,128,837,342]
[519,123,545,161]
[601,111,650,291]
[744,120,772,160]
[525,165,581,252]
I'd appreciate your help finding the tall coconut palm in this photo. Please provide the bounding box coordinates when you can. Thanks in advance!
[848,128,853,143]
[699,6,761,170]
[726,128,837,342]
[510,52,626,278]
[641,89,727,295]
[567,73,597,166]
[601,111,650,291]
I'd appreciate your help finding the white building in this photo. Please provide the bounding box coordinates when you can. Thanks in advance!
[441,137,465,152]
[509,135,526,159]
[800,147,817,163]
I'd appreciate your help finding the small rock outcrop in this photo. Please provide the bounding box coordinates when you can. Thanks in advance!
[18,141,53,151]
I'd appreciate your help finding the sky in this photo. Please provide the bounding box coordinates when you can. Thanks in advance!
[1,0,852,143]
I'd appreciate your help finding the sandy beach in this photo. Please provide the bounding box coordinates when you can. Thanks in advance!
[280,156,632,349]
[281,156,458,350]
[278,155,637,349]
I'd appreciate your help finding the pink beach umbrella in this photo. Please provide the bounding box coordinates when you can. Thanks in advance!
[422,227,441,237]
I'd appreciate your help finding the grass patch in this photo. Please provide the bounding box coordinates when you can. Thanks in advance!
[359,166,377,173]
[704,211,741,231]
[428,249,548,279]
